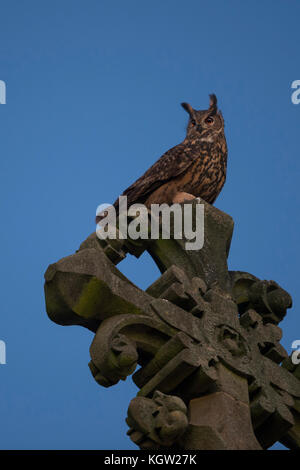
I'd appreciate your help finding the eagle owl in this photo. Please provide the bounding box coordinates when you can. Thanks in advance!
[96,94,227,223]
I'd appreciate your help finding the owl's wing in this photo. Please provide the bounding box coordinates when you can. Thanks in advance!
[116,140,200,206]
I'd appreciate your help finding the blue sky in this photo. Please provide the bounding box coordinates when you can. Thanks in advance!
[0,0,299,450]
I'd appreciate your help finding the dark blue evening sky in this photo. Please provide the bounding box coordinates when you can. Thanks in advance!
[0,0,299,449]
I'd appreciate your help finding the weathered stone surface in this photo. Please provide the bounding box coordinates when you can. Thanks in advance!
[126,391,188,449]
[230,271,292,324]
[44,246,155,332]
[179,424,227,450]
[44,199,300,450]
[279,356,300,449]
[89,313,176,387]
[146,198,234,292]
[280,412,300,449]
[187,391,262,450]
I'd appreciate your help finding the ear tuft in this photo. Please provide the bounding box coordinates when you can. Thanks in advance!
[209,94,218,114]
[181,102,194,117]
[209,94,217,107]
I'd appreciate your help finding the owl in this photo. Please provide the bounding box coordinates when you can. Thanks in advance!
[96,94,227,223]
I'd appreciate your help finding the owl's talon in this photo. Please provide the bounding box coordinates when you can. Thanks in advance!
[182,196,202,204]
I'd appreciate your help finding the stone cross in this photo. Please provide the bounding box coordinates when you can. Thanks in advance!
[44,199,300,450]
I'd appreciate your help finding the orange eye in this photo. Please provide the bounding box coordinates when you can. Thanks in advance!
[190,119,196,126]
[205,116,214,124]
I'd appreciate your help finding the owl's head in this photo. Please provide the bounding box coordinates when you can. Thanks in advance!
[181,94,224,142]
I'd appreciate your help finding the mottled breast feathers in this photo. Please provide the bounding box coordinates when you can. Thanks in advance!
[120,139,208,206]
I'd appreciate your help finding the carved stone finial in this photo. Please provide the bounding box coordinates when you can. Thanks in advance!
[126,391,188,449]
[44,199,300,449]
